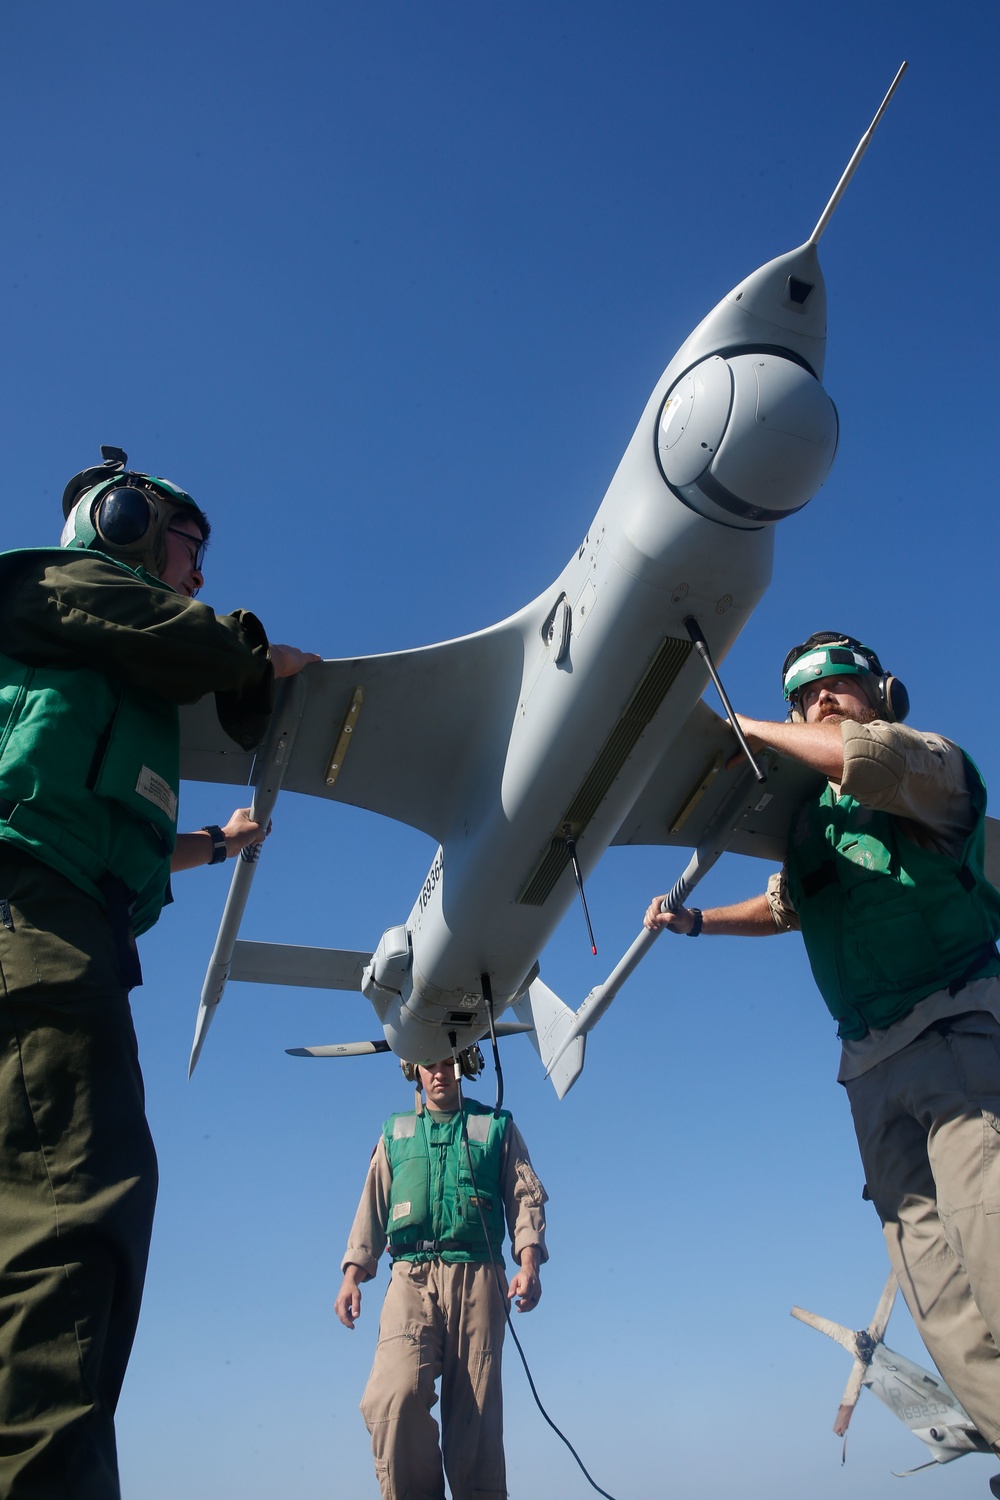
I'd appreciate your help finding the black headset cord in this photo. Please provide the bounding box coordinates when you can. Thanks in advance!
[453,1065,619,1500]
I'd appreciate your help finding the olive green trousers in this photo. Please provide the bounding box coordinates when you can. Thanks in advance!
[0,848,158,1499]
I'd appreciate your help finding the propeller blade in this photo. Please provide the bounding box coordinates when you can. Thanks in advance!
[287,1040,391,1058]
[790,1305,857,1354]
[833,1358,868,1436]
[286,1020,536,1058]
[868,1271,898,1343]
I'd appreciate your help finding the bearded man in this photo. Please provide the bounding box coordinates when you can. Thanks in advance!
[644,631,1000,1476]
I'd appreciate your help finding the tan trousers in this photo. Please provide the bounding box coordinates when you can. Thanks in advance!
[360,1259,508,1500]
[846,1012,1000,1449]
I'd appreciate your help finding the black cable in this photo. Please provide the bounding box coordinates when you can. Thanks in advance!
[452,1061,618,1500]
[480,972,503,1117]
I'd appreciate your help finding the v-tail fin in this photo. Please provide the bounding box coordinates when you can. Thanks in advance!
[513,977,586,1099]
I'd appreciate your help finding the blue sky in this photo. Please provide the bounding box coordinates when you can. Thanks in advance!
[3,3,1000,1496]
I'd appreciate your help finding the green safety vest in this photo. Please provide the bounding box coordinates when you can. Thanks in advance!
[0,552,181,935]
[385,1099,508,1262]
[785,756,1000,1040]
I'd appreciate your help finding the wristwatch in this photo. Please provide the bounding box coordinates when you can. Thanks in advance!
[202,825,228,865]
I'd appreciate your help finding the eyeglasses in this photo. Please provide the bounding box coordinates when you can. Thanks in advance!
[166,524,206,573]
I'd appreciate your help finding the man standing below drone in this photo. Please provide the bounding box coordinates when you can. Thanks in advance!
[335,1047,548,1500]
[644,632,1000,1467]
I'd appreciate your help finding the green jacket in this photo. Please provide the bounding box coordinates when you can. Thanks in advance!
[0,548,274,934]
[786,757,1000,1040]
[385,1099,508,1262]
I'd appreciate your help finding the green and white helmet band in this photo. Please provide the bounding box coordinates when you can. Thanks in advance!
[782,644,873,701]
[60,497,96,549]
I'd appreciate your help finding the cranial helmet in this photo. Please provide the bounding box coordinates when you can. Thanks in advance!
[400,1045,486,1084]
[60,444,208,581]
[781,631,909,723]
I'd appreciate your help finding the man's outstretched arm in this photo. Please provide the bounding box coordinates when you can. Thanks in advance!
[643,891,779,937]
[734,713,846,781]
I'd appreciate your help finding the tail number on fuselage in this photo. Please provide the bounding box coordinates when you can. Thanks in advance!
[418,851,445,914]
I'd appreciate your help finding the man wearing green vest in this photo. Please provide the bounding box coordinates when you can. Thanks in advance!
[0,447,318,1498]
[335,1050,548,1500]
[644,631,1000,1468]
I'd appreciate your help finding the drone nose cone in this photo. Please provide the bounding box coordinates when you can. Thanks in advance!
[650,239,837,529]
[724,241,827,368]
[656,347,838,527]
[668,242,829,386]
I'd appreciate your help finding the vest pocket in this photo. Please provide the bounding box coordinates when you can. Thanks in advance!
[984,1112,1000,1217]
[938,1019,1000,1216]
[845,903,941,993]
[0,664,30,761]
[91,692,179,847]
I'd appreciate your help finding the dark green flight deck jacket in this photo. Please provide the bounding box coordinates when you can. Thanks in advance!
[0,546,276,1499]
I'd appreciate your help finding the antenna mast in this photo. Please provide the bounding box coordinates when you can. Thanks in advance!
[809,61,908,245]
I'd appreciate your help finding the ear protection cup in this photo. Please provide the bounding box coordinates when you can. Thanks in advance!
[93,485,158,549]
[875,674,909,724]
[460,1044,485,1079]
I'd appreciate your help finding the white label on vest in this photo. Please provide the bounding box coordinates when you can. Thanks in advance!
[135,766,178,823]
[391,1202,411,1221]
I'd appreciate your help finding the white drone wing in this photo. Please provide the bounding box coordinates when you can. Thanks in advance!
[179,600,544,843]
[612,697,823,861]
[616,699,1000,882]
